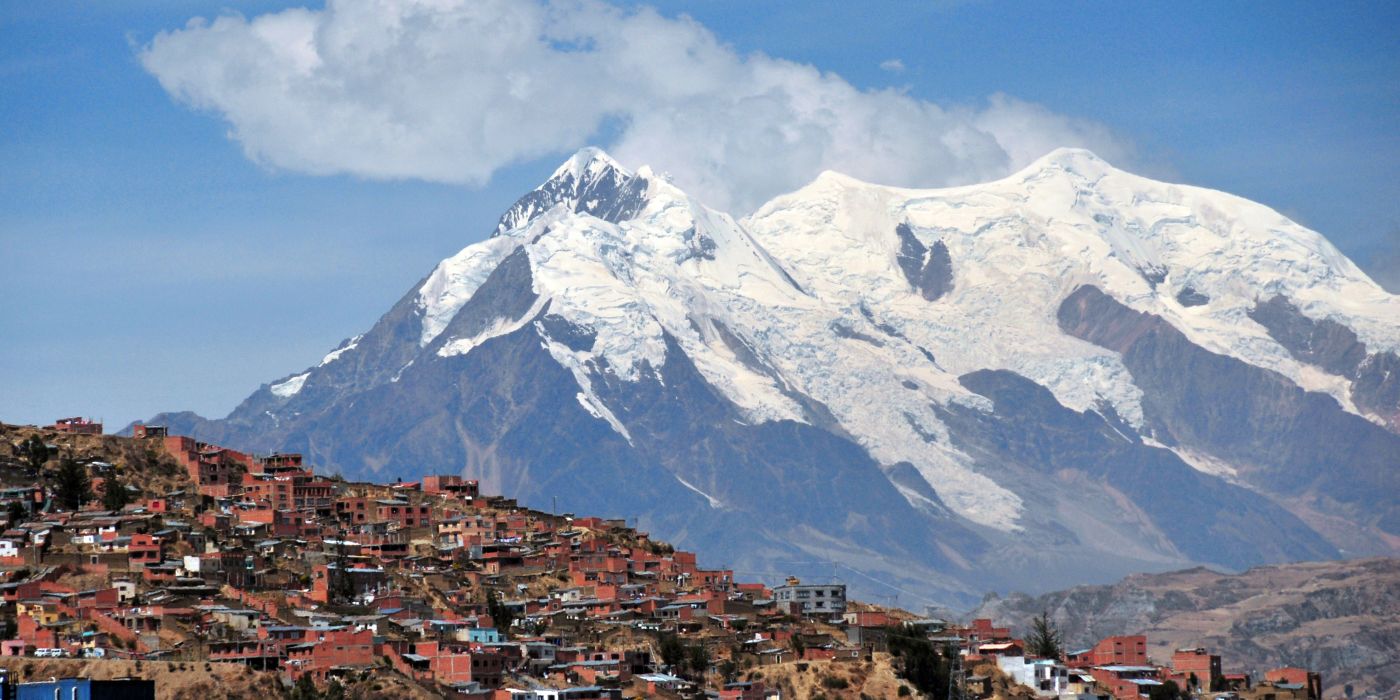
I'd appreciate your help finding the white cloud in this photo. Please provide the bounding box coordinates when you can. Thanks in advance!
[879,58,906,73]
[140,0,1133,213]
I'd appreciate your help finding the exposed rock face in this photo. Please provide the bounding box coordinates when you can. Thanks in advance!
[935,370,1335,567]
[1175,286,1209,307]
[1249,295,1370,375]
[894,223,954,301]
[1057,285,1400,542]
[972,558,1400,699]
[1249,294,1400,429]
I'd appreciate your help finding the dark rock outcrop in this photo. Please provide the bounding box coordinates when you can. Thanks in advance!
[1175,286,1209,307]
[1248,295,1400,430]
[1249,295,1368,376]
[932,369,1336,569]
[1058,285,1400,540]
[894,224,954,301]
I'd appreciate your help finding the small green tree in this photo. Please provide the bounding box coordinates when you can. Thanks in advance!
[658,633,686,671]
[289,673,320,700]
[1147,680,1184,700]
[687,643,711,677]
[6,500,27,525]
[884,626,951,695]
[22,436,49,471]
[717,659,739,682]
[323,679,345,700]
[1026,610,1063,659]
[102,473,131,512]
[485,589,514,638]
[53,457,92,511]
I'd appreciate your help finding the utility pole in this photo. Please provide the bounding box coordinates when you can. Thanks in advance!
[947,645,967,700]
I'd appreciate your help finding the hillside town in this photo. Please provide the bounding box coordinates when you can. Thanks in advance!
[0,420,1332,700]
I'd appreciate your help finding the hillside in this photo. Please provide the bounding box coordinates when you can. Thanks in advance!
[0,422,192,498]
[972,557,1400,698]
[0,658,281,700]
[0,657,440,700]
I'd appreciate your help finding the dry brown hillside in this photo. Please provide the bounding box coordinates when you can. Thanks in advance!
[975,557,1400,698]
[0,422,193,498]
[0,657,281,700]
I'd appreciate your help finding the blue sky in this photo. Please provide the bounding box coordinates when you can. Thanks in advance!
[2,1,1398,428]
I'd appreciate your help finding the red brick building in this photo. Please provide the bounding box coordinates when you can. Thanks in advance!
[1068,635,1147,667]
[161,435,252,498]
[421,475,479,499]
[48,417,102,435]
[409,641,506,687]
[1170,647,1221,691]
[284,628,375,682]
[127,533,163,569]
[1265,667,1322,700]
[130,424,167,439]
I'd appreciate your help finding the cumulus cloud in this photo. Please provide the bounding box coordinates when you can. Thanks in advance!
[879,58,906,73]
[140,0,1133,212]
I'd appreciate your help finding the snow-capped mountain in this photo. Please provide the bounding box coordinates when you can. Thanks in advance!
[143,147,1400,606]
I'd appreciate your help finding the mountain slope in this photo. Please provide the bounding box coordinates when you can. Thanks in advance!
[140,147,1400,605]
[972,557,1400,698]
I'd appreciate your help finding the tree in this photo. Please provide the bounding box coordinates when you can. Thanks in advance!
[884,626,950,695]
[323,679,346,700]
[1026,610,1063,659]
[53,457,91,511]
[717,659,739,682]
[6,500,27,525]
[289,673,320,700]
[485,589,514,638]
[21,436,49,471]
[1147,680,1184,700]
[658,633,686,672]
[102,473,131,512]
[687,643,711,677]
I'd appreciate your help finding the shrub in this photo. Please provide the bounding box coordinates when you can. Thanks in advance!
[822,676,849,689]
[898,685,911,696]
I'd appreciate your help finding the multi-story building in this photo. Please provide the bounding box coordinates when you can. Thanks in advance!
[1171,647,1222,691]
[1068,635,1148,668]
[771,580,846,616]
[48,417,102,435]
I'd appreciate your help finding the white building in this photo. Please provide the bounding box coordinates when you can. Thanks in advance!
[772,581,846,616]
[997,655,1074,697]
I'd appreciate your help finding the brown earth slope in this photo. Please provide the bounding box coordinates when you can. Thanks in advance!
[973,557,1400,698]
[0,422,192,497]
[0,657,281,700]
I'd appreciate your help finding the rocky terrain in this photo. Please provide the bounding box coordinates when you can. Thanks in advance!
[973,557,1400,698]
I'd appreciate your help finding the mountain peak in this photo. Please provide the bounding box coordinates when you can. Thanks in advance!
[550,146,631,183]
[495,147,647,236]
[1017,147,1115,180]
